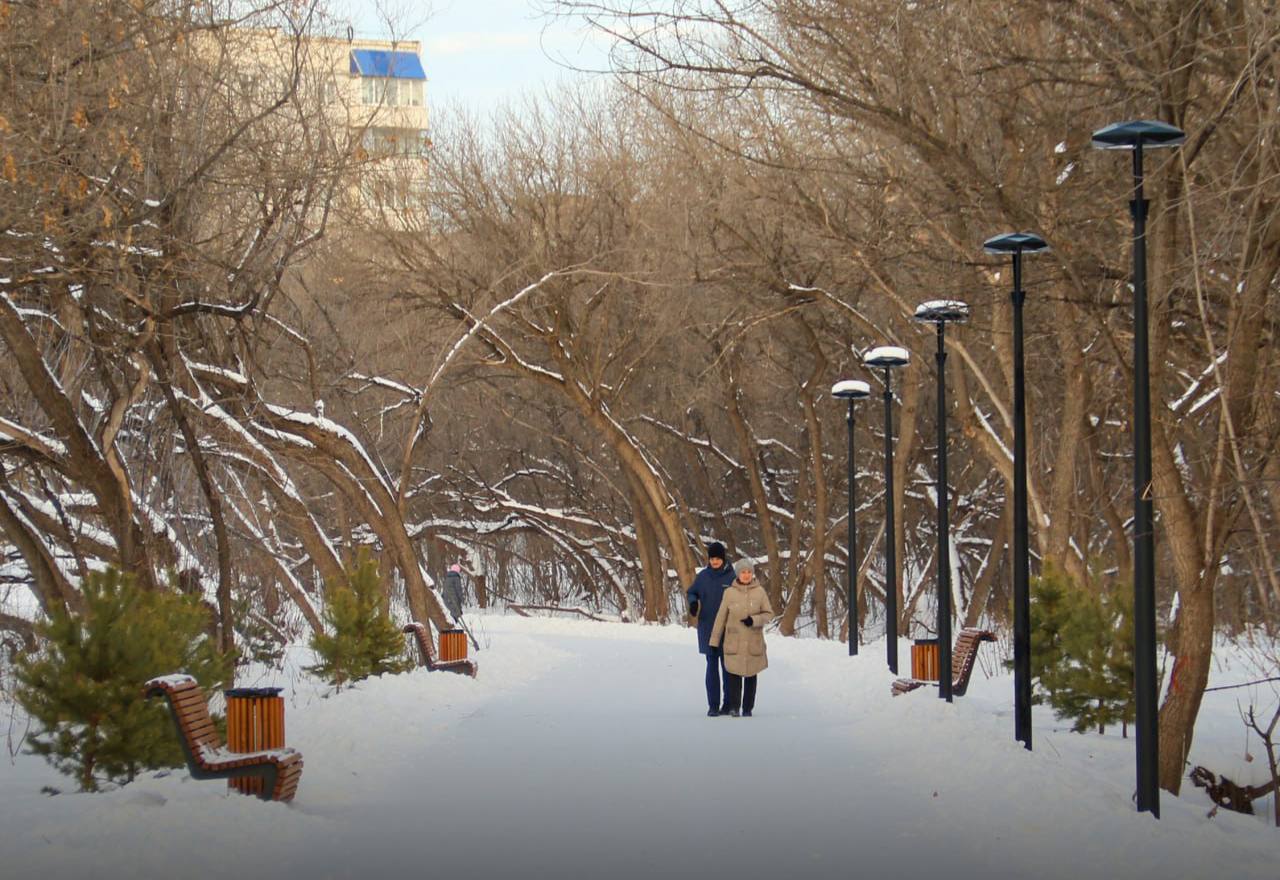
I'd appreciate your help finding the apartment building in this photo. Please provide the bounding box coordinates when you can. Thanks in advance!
[226,27,430,222]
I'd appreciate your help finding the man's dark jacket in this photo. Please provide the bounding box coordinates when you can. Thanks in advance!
[687,564,735,654]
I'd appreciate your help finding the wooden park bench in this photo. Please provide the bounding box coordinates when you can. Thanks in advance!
[403,622,478,677]
[144,674,303,802]
[891,628,996,697]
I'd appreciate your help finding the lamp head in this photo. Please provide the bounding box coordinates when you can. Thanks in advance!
[831,379,871,401]
[863,345,910,369]
[913,300,969,324]
[983,232,1049,255]
[1091,119,1186,150]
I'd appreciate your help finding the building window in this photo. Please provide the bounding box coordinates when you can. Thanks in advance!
[362,174,421,213]
[362,127,429,158]
[361,77,423,108]
[318,76,338,106]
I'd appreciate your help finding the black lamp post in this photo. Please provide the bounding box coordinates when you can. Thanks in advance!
[1092,118,1185,818]
[832,379,871,656]
[863,345,910,674]
[983,232,1049,751]
[913,300,968,702]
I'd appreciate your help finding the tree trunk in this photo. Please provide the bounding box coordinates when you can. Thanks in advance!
[629,477,668,622]
[727,381,784,608]
[779,417,814,637]
[149,346,236,655]
[1151,411,1222,795]
[803,389,829,639]
[893,367,921,632]
[964,499,1010,629]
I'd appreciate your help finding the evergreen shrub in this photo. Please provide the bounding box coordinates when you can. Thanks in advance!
[16,568,231,791]
[1024,562,1136,735]
[307,550,412,687]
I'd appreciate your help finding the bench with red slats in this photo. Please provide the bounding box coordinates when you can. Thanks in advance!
[403,622,478,677]
[891,628,996,697]
[144,674,303,802]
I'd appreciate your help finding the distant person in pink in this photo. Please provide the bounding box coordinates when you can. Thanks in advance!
[443,564,466,621]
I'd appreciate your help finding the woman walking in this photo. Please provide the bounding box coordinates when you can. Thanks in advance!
[709,558,773,717]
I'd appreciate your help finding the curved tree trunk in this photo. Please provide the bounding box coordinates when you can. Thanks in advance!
[629,480,668,621]
[802,385,829,638]
[893,369,921,633]
[726,378,784,608]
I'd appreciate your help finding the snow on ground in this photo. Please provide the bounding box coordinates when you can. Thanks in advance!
[1,614,1276,880]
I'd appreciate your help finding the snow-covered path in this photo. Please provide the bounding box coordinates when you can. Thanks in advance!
[1,615,1276,880]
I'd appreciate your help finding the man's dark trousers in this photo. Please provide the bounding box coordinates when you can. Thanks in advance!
[706,649,729,711]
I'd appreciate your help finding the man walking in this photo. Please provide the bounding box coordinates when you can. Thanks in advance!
[687,541,735,716]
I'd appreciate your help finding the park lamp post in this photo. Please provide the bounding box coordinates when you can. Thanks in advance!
[1092,118,1186,819]
[913,300,969,702]
[982,232,1049,752]
[862,345,910,674]
[832,379,871,656]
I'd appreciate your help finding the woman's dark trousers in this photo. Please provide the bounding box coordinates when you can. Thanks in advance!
[724,672,758,713]
[706,651,729,711]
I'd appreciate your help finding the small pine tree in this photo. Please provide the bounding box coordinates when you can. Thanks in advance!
[16,568,232,792]
[307,550,412,688]
[1021,561,1072,703]
[1025,563,1136,735]
[1049,583,1135,735]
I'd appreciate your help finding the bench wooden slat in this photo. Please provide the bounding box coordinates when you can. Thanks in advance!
[174,700,212,718]
[172,700,210,719]
[182,721,218,741]
[273,763,303,801]
[165,684,204,700]
[179,712,217,732]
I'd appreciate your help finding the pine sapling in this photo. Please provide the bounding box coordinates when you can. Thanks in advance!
[16,569,231,791]
[308,550,412,688]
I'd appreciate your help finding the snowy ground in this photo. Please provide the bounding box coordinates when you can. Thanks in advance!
[1,613,1276,880]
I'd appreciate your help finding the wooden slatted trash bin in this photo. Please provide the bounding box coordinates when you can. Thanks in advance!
[224,687,285,797]
[439,628,468,663]
[911,639,940,682]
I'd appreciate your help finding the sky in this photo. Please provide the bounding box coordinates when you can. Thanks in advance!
[337,0,613,114]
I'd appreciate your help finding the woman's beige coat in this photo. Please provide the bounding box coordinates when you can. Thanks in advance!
[709,578,773,677]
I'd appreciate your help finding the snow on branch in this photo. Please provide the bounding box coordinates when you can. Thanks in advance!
[0,416,68,461]
[639,415,743,470]
[1170,351,1228,412]
[263,404,392,495]
[429,271,559,392]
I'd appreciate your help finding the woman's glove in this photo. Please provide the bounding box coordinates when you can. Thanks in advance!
[741,615,754,627]
[689,599,701,617]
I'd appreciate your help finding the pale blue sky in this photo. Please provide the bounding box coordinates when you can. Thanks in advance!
[337,0,611,114]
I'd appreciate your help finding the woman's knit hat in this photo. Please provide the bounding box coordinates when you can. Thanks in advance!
[733,558,755,576]
[707,541,727,561]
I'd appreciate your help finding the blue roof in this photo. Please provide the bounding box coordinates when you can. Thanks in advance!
[350,49,426,80]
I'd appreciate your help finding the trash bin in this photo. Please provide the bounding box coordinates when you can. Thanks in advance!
[224,687,285,796]
[439,628,468,663]
[911,638,940,681]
